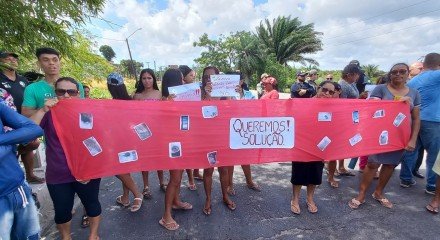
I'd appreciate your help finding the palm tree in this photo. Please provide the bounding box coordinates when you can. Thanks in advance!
[256,16,323,66]
[234,32,265,80]
[362,64,383,78]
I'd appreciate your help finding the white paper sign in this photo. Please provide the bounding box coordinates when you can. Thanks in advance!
[229,117,294,149]
[168,82,201,101]
[365,85,377,99]
[210,75,240,97]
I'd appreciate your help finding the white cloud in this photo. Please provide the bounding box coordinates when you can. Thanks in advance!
[88,0,440,71]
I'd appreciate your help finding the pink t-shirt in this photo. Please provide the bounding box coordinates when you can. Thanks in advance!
[260,90,279,99]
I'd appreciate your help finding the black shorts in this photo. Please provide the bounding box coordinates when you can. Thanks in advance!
[291,161,324,186]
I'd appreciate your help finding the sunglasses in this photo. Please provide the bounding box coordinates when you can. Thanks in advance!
[390,69,408,75]
[321,87,336,95]
[326,78,333,80]
[55,89,79,96]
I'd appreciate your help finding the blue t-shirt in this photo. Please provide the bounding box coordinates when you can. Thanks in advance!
[407,70,440,122]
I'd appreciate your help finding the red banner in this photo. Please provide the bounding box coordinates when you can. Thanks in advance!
[51,99,411,180]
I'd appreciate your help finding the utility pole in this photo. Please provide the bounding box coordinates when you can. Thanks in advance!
[125,28,142,79]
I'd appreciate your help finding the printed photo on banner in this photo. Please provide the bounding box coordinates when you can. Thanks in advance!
[318,112,332,122]
[379,130,389,145]
[202,106,218,118]
[229,117,295,149]
[79,113,93,129]
[82,136,102,156]
[393,113,406,127]
[317,136,331,151]
[349,133,362,146]
[373,109,385,118]
[180,115,190,130]
[352,111,360,123]
[207,151,218,165]
[168,82,201,101]
[169,142,182,158]
[133,123,152,140]
[118,150,138,163]
[209,74,240,97]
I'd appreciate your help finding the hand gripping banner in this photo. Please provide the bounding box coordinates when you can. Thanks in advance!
[51,99,411,180]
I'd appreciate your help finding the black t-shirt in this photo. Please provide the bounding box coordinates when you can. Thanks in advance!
[0,72,29,113]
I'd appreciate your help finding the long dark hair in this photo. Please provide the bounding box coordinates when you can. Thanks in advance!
[201,66,220,99]
[161,68,183,97]
[135,68,159,93]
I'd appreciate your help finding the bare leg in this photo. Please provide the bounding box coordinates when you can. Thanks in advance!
[203,168,214,212]
[338,159,346,172]
[373,164,396,198]
[327,161,338,185]
[186,169,195,188]
[88,215,100,240]
[306,185,318,212]
[355,162,380,202]
[157,170,166,188]
[116,174,142,202]
[162,170,184,223]
[141,171,149,190]
[218,167,232,203]
[242,165,257,187]
[291,185,302,212]
[57,221,72,240]
[194,169,203,179]
[428,177,440,209]
[226,166,235,194]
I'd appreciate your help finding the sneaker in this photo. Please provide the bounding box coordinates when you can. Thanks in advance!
[425,187,436,195]
[400,179,416,188]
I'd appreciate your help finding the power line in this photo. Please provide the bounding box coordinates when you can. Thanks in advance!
[326,18,440,47]
[324,0,432,31]
[324,8,440,40]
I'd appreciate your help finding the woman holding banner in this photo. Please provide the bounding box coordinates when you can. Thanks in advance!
[201,66,236,215]
[290,81,335,214]
[107,73,144,212]
[349,63,420,209]
[159,68,193,231]
[133,69,167,197]
[31,77,101,240]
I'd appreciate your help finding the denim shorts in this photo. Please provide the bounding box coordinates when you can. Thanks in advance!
[0,183,40,240]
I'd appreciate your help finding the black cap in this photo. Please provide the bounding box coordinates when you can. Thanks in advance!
[0,50,18,59]
[342,64,362,75]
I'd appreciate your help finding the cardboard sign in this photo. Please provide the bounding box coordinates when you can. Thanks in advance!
[210,75,240,97]
[168,82,201,101]
[229,117,294,149]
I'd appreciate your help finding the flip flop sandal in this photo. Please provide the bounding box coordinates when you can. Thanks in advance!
[348,198,365,209]
[116,195,130,207]
[159,218,179,231]
[80,215,89,228]
[223,200,236,211]
[130,198,143,212]
[327,180,339,188]
[306,202,318,214]
[247,183,261,192]
[172,202,193,210]
[160,184,167,192]
[426,204,439,214]
[188,184,197,191]
[203,206,212,216]
[143,187,152,199]
[290,200,300,215]
[372,194,393,209]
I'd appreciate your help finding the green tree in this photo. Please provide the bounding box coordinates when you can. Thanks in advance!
[0,0,105,59]
[119,59,144,78]
[362,64,383,78]
[256,16,323,66]
[99,45,116,61]
[193,33,231,71]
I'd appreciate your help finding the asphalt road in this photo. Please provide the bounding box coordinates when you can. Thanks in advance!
[41,162,439,240]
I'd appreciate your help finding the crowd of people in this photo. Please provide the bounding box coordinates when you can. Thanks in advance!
[0,47,439,239]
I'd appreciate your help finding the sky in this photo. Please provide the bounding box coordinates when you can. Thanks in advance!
[86,0,440,71]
